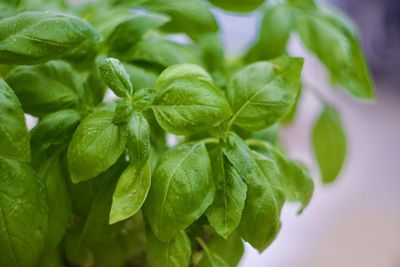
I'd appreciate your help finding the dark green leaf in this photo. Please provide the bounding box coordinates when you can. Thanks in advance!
[312,105,347,184]
[206,148,247,239]
[68,111,127,183]
[125,112,150,168]
[6,60,81,117]
[147,230,191,267]
[196,237,229,267]
[227,57,303,131]
[0,11,99,64]
[99,57,134,98]
[147,0,218,38]
[246,4,294,61]
[110,162,151,224]
[0,79,30,162]
[208,0,264,13]
[153,64,231,135]
[144,142,214,241]
[239,151,284,252]
[0,157,48,267]
[107,12,170,52]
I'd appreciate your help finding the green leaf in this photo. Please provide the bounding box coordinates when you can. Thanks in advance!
[107,12,170,52]
[35,154,71,262]
[208,0,265,13]
[5,60,80,117]
[68,111,127,183]
[147,230,191,267]
[312,105,347,184]
[222,132,253,179]
[196,237,229,267]
[30,109,81,159]
[0,11,99,64]
[0,157,48,267]
[112,99,134,124]
[0,79,30,162]
[295,7,374,99]
[197,231,244,267]
[269,147,314,213]
[125,39,202,67]
[144,142,214,241]
[246,4,294,61]
[238,151,284,252]
[124,63,158,90]
[99,57,134,98]
[110,162,151,224]
[153,64,231,135]
[125,112,151,169]
[206,148,247,239]
[227,57,303,131]
[147,0,218,38]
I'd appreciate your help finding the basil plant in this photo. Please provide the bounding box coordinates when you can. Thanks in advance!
[0,0,373,266]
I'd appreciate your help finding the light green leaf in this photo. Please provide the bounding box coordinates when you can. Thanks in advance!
[208,0,265,13]
[239,151,284,252]
[125,112,150,169]
[312,105,347,184]
[124,63,158,90]
[197,231,244,267]
[227,57,303,131]
[5,60,80,117]
[99,58,134,98]
[269,147,314,213]
[0,79,30,162]
[206,148,247,239]
[110,162,151,224]
[147,230,191,267]
[197,237,229,267]
[0,11,99,64]
[68,111,127,183]
[112,99,134,125]
[295,7,374,99]
[107,12,170,52]
[147,0,218,38]
[125,39,201,67]
[0,158,48,267]
[144,142,214,241]
[153,64,231,135]
[222,132,253,179]
[246,4,294,61]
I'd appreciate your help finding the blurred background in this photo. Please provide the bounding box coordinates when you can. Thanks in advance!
[213,0,400,266]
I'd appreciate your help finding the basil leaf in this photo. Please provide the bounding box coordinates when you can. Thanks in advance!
[126,39,201,67]
[208,0,264,12]
[30,109,81,159]
[153,64,231,135]
[222,132,253,179]
[0,158,48,267]
[147,230,191,267]
[36,155,71,262]
[312,105,347,184]
[269,147,314,213]
[68,111,127,183]
[0,79,30,162]
[124,63,158,90]
[197,231,244,267]
[246,4,294,61]
[110,162,151,224]
[125,112,150,169]
[295,8,374,99]
[6,60,81,117]
[0,11,99,64]
[197,237,229,267]
[99,58,134,98]
[107,12,170,52]
[81,63,107,107]
[144,142,214,241]
[227,57,303,131]
[238,151,284,252]
[147,0,218,38]
[206,148,247,239]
